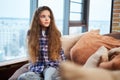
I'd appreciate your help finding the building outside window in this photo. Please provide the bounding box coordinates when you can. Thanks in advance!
[0,0,30,62]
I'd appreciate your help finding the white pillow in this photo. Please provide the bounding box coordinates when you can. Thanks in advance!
[84,46,108,68]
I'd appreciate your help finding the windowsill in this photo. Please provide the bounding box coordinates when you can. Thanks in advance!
[0,57,29,67]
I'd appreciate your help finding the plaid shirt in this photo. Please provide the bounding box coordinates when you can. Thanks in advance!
[29,34,66,74]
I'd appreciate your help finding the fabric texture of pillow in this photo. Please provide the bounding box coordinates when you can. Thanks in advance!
[84,46,108,68]
[61,33,84,59]
[70,30,120,65]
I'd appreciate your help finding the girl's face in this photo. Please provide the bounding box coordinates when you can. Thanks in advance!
[39,10,51,28]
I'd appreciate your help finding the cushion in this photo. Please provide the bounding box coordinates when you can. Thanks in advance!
[61,33,84,59]
[84,46,108,68]
[8,63,29,80]
[99,47,120,70]
[59,61,120,80]
[70,30,120,65]
[104,32,120,40]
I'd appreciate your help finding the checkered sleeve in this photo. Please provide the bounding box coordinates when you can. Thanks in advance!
[60,49,66,61]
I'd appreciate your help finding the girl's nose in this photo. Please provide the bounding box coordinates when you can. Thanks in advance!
[45,16,49,20]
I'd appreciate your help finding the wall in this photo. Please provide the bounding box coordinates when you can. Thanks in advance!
[112,0,120,32]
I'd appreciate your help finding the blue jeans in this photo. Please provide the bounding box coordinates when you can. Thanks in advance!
[44,67,60,80]
[17,67,60,80]
[17,71,42,80]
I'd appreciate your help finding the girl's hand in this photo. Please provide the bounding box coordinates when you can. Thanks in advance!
[99,47,120,70]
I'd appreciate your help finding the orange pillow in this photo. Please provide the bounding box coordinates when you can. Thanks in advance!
[70,31,120,65]
[61,34,84,59]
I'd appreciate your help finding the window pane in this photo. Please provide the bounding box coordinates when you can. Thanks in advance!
[71,0,83,3]
[70,2,82,13]
[0,0,30,62]
[69,27,82,35]
[38,0,64,34]
[69,0,84,31]
[89,0,112,34]
[70,13,82,21]
[70,1,83,21]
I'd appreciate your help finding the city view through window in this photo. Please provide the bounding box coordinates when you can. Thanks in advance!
[0,18,29,61]
[0,0,30,62]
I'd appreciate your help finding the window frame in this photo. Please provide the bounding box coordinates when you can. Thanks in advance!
[63,0,90,35]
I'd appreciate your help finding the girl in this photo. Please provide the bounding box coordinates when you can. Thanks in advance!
[17,6,66,80]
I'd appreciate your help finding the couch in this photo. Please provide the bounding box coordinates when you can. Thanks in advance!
[9,30,120,80]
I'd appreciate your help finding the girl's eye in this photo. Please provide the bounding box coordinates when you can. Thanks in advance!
[40,15,45,18]
[40,15,50,19]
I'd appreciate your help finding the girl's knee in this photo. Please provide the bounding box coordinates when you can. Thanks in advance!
[17,72,41,80]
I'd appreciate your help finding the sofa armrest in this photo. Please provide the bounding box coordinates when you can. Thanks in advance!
[103,32,120,40]
[8,63,29,80]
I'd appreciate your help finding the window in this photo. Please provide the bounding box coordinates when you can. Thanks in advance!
[64,0,113,35]
[63,0,89,35]
[0,0,30,62]
[89,0,113,34]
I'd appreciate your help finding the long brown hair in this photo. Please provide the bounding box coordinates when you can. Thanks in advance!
[28,6,61,63]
